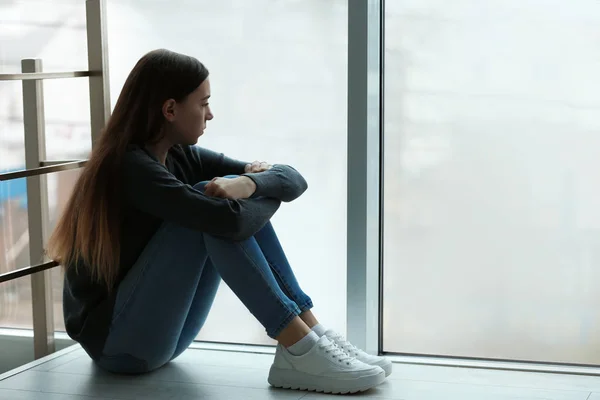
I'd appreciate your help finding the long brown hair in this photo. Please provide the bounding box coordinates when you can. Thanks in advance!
[47,49,209,289]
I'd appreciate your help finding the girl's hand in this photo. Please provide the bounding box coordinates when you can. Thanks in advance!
[244,161,272,173]
[204,176,257,199]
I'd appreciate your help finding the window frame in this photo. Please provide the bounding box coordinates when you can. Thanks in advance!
[346,0,384,356]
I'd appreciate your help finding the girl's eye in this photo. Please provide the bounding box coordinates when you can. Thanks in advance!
[202,103,209,107]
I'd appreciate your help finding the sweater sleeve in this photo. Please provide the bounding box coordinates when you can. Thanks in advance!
[189,145,307,202]
[190,146,248,180]
[122,149,280,241]
[242,164,308,202]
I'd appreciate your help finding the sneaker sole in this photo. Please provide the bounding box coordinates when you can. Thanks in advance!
[268,366,386,394]
[380,361,393,377]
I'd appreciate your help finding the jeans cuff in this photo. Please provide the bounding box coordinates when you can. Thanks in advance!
[297,299,313,313]
[268,307,301,338]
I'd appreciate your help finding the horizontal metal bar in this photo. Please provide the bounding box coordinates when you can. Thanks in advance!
[386,354,600,377]
[0,70,100,81]
[0,160,87,181]
[0,261,58,284]
[40,159,84,167]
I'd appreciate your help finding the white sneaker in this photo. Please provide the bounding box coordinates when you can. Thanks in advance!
[325,330,393,377]
[268,335,386,394]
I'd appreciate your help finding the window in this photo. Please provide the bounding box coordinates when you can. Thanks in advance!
[0,0,89,331]
[0,168,81,332]
[383,0,600,364]
[0,80,30,329]
[105,0,348,344]
[1,0,348,345]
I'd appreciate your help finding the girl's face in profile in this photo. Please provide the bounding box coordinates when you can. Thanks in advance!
[163,79,214,145]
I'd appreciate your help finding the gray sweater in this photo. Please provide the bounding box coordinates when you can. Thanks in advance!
[62,144,308,360]
[122,144,307,240]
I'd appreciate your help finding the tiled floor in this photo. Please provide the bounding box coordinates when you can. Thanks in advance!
[1,345,600,399]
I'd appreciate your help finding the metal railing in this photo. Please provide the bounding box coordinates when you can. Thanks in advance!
[0,262,58,284]
[0,71,99,81]
[0,161,88,181]
[0,0,110,359]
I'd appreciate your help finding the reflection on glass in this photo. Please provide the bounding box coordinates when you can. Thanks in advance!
[383,0,600,364]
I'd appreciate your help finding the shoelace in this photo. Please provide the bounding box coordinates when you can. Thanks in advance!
[319,341,355,364]
[329,332,361,356]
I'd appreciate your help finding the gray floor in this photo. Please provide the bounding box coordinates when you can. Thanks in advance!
[1,345,600,399]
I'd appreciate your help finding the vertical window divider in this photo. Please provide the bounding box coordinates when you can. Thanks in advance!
[346,0,383,355]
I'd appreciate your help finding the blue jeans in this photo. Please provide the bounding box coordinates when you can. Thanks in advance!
[96,177,313,374]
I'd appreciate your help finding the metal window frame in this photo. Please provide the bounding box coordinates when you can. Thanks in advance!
[346,0,384,356]
[86,0,111,145]
[0,0,110,359]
